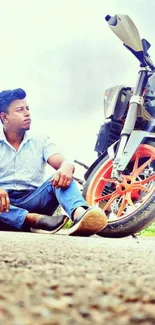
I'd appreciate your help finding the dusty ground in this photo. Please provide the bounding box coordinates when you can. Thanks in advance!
[0,231,155,325]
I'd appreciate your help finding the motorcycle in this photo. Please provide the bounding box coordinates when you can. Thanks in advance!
[82,14,155,238]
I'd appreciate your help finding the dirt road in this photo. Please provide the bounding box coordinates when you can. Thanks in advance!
[0,231,155,325]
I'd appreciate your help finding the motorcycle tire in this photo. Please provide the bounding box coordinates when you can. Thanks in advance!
[83,143,155,238]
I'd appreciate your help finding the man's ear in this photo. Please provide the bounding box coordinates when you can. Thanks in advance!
[0,112,8,123]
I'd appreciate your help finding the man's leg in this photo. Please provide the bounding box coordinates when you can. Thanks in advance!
[15,178,88,218]
[0,204,68,232]
[0,205,28,229]
[49,180,108,236]
[0,189,69,232]
[15,177,107,236]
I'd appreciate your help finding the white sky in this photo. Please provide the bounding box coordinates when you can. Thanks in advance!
[0,0,154,178]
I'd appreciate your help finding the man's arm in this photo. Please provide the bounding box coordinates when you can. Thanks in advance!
[47,153,75,189]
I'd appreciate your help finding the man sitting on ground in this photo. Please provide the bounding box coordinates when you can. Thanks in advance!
[0,88,107,236]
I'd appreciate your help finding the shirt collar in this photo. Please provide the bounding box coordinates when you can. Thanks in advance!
[0,128,32,144]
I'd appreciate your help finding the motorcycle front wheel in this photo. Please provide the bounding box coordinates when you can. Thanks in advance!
[83,143,155,238]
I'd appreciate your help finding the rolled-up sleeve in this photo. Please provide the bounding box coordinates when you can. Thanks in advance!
[43,136,61,162]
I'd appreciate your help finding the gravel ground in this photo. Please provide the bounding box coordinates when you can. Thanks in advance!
[0,231,155,325]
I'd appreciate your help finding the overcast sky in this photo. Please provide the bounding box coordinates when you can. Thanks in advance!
[0,0,155,172]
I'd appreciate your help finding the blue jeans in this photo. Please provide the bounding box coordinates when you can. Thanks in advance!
[0,177,88,229]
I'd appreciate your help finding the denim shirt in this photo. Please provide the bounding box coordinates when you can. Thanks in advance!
[0,129,59,190]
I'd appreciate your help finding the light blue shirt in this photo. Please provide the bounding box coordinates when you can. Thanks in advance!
[0,129,59,190]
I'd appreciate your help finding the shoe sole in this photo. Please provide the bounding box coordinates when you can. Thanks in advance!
[68,208,108,236]
[30,216,69,234]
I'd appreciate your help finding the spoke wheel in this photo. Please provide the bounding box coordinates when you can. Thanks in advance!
[83,144,155,237]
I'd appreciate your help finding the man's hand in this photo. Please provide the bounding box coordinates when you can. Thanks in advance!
[0,187,10,213]
[49,161,75,189]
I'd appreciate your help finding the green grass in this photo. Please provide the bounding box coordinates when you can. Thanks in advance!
[139,222,155,237]
[64,220,72,229]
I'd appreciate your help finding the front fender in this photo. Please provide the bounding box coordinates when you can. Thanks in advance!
[84,151,108,180]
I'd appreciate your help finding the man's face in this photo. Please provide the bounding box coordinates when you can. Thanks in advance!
[2,98,31,131]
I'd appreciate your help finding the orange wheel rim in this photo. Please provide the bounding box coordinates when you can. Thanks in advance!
[86,144,155,221]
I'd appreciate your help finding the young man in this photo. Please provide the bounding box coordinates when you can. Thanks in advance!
[0,88,107,236]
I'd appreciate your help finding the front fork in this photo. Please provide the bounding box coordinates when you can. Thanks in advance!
[112,69,148,180]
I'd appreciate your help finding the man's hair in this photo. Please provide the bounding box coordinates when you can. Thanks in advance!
[0,88,26,113]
